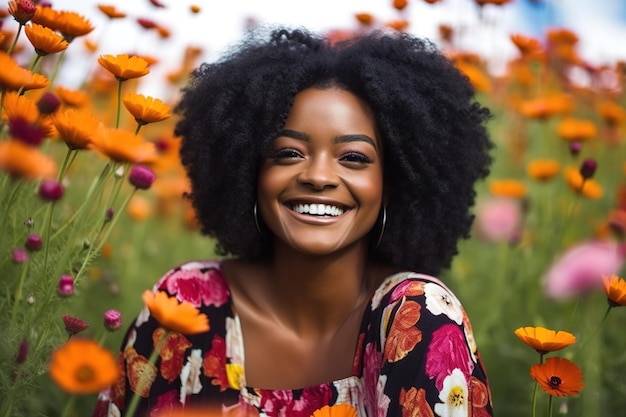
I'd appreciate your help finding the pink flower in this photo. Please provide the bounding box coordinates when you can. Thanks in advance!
[474,197,522,243]
[103,309,122,331]
[363,342,383,416]
[258,384,333,417]
[425,324,474,391]
[543,240,624,300]
[159,264,229,308]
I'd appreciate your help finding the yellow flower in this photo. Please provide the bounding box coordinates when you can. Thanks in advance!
[0,140,56,179]
[122,93,171,125]
[311,405,358,417]
[55,10,94,41]
[53,109,103,150]
[514,326,576,354]
[24,23,68,55]
[557,117,597,142]
[564,167,603,199]
[526,159,560,182]
[489,179,527,198]
[225,363,244,390]
[0,51,44,90]
[98,54,150,81]
[91,128,156,164]
[141,290,210,335]
[49,338,119,394]
[602,274,626,307]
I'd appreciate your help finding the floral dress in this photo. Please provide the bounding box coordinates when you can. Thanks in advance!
[96,260,493,417]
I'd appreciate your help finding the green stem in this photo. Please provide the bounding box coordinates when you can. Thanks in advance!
[531,380,538,417]
[57,148,77,182]
[60,394,76,417]
[548,395,553,417]
[10,261,29,325]
[29,54,43,73]
[47,48,68,88]
[576,305,612,353]
[7,24,23,55]
[115,80,123,128]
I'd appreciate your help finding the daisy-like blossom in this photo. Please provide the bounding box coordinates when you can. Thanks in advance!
[24,23,68,55]
[2,92,39,125]
[488,179,527,199]
[53,108,103,150]
[49,338,119,394]
[141,290,210,335]
[98,54,150,81]
[91,128,156,164]
[0,140,56,179]
[31,5,60,31]
[311,404,358,417]
[433,368,469,417]
[122,93,171,125]
[563,167,603,199]
[55,10,94,41]
[514,326,576,354]
[21,72,49,91]
[0,51,43,90]
[530,357,584,397]
[602,274,626,307]
[55,85,90,107]
[8,0,36,25]
[518,95,573,120]
[557,117,597,142]
[97,4,127,19]
[527,159,560,182]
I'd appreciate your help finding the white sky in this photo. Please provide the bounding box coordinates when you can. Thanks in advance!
[18,0,626,98]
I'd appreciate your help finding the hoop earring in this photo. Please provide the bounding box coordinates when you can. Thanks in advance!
[376,206,387,248]
[253,202,263,235]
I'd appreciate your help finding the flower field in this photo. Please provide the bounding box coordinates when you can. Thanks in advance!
[1,1,625,416]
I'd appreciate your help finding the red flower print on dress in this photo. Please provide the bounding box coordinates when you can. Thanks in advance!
[149,389,180,415]
[160,263,229,308]
[258,384,333,417]
[383,299,422,362]
[154,328,192,383]
[470,376,491,417]
[425,324,474,391]
[399,387,434,417]
[363,342,383,416]
[203,334,230,391]
[389,279,425,303]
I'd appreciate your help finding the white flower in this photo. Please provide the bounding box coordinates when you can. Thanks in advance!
[180,349,203,403]
[226,316,244,366]
[424,283,463,325]
[433,369,469,417]
[376,375,391,417]
[371,273,408,309]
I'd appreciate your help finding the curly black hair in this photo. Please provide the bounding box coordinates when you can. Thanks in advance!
[175,27,492,276]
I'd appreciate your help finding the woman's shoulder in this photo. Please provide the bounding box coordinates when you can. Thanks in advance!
[152,259,231,309]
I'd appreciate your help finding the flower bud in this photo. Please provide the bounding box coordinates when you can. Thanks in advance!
[9,117,44,146]
[128,165,156,190]
[27,294,35,304]
[104,309,122,331]
[569,141,581,156]
[105,207,114,223]
[8,0,36,25]
[36,92,61,115]
[579,158,598,180]
[16,339,28,364]
[25,234,42,251]
[62,315,90,335]
[12,248,28,263]
[57,275,74,297]
[38,179,64,201]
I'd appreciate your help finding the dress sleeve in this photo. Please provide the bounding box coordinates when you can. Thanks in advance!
[372,276,493,417]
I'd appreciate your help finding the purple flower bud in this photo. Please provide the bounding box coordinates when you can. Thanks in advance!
[8,117,44,146]
[36,92,61,115]
[105,207,114,223]
[12,248,28,263]
[62,315,90,335]
[38,179,64,201]
[104,309,122,331]
[25,234,42,251]
[16,339,28,364]
[579,158,598,180]
[128,165,156,190]
[9,0,36,25]
[57,275,74,297]
[569,141,582,156]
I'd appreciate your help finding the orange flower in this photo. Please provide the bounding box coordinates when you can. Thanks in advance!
[127,195,152,221]
[510,34,543,58]
[141,290,209,334]
[53,109,103,150]
[311,404,358,417]
[355,13,374,25]
[393,0,409,10]
[31,5,60,31]
[489,179,527,199]
[83,38,98,53]
[8,0,36,25]
[518,95,573,120]
[438,24,453,43]
[546,28,579,47]
[602,274,626,307]
[190,5,201,14]
[386,19,409,32]
[91,128,156,163]
[0,140,56,178]
[557,117,597,142]
[455,61,492,93]
[514,326,576,354]
[55,10,94,41]
[55,85,90,107]
[97,4,127,19]
[475,0,513,5]
[0,51,41,90]
[24,23,68,55]
[21,72,49,91]
[97,54,150,81]
[49,338,119,394]
[122,93,171,125]
[2,91,38,123]
[527,159,560,182]
[564,167,603,199]
[597,101,625,127]
[530,357,584,397]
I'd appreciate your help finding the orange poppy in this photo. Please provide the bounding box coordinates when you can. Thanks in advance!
[55,10,94,41]
[602,274,626,307]
[510,34,543,58]
[0,140,56,178]
[455,61,492,93]
[122,93,171,125]
[55,85,90,107]
[564,167,603,199]
[597,101,625,127]
[557,118,597,142]
[97,4,127,19]
[514,326,576,354]
[24,23,68,55]
[91,128,156,164]
[518,95,573,120]
[489,179,527,199]
[530,357,584,397]
[49,338,119,394]
[0,51,39,90]
[53,109,103,150]
[141,290,209,335]
[526,159,560,182]
[355,13,374,26]
[31,5,61,31]
[311,405,358,417]
[97,54,150,81]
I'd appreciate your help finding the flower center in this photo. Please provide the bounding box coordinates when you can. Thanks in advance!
[75,365,95,383]
[549,375,562,388]
[447,386,465,407]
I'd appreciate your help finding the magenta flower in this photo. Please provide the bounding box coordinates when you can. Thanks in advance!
[543,240,624,300]
[8,118,44,146]
[57,275,74,297]
[25,234,42,251]
[36,92,61,115]
[579,158,598,179]
[12,248,28,263]
[62,315,90,335]
[128,164,156,190]
[103,309,122,331]
[16,339,28,364]
[38,179,64,201]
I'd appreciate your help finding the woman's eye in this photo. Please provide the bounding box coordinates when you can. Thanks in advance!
[272,148,303,160]
[341,152,372,164]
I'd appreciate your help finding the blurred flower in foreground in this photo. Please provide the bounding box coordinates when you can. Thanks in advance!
[122,93,171,126]
[92,128,156,164]
[0,51,48,91]
[0,140,56,179]
[474,197,522,243]
[311,404,358,417]
[141,290,209,334]
[514,326,576,355]
[98,54,150,81]
[49,338,119,394]
[530,357,584,397]
[543,240,624,299]
[602,274,626,307]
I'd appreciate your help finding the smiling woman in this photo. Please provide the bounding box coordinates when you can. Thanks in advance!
[96,27,494,417]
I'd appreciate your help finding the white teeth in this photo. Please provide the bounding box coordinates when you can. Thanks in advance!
[291,203,344,217]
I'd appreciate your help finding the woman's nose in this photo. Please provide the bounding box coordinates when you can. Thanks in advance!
[297,155,339,190]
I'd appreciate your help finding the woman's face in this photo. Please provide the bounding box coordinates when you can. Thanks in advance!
[257,87,384,256]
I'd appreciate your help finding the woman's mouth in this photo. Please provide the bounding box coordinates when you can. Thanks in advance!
[288,203,346,217]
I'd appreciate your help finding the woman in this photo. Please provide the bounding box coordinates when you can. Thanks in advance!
[101,28,494,416]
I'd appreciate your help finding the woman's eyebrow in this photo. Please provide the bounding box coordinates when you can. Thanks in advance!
[333,134,377,149]
[278,129,309,141]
